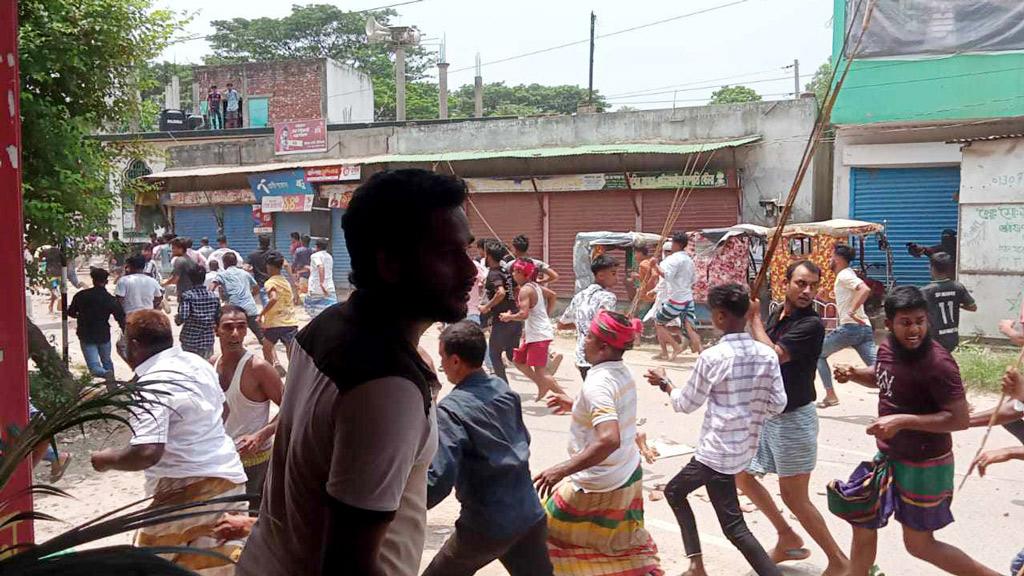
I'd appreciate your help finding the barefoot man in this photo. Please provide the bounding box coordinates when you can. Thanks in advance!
[652,232,701,360]
[738,260,849,574]
[499,258,566,401]
[828,286,998,576]
[535,310,662,576]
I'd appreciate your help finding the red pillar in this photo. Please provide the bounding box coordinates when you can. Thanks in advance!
[0,0,35,546]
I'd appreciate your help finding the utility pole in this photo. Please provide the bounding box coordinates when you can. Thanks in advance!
[474,52,483,118]
[437,36,449,120]
[588,11,596,105]
[395,44,407,121]
[793,58,800,99]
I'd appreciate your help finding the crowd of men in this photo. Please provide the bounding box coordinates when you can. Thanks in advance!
[25,167,1024,576]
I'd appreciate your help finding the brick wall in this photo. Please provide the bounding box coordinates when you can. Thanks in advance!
[193,59,325,124]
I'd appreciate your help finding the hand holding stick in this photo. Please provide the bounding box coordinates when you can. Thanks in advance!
[960,355,1024,491]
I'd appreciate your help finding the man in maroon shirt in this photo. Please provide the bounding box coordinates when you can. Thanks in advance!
[828,286,998,576]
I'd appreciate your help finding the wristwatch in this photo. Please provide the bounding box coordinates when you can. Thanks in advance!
[659,378,671,393]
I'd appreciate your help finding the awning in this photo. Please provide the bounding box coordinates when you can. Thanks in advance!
[144,136,761,183]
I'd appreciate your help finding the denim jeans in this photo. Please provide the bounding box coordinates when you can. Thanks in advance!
[816,323,877,391]
[81,341,114,377]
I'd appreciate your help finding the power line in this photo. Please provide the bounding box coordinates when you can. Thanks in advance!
[608,91,794,106]
[604,66,787,98]
[448,0,753,75]
[606,74,814,101]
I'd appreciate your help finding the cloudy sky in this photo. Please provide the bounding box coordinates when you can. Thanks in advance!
[158,0,835,109]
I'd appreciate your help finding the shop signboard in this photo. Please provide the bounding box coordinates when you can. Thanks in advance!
[261,194,314,213]
[305,164,361,182]
[166,189,256,206]
[274,119,328,155]
[321,183,359,209]
[252,204,273,234]
[464,170,730,193]
[248,169,310,198]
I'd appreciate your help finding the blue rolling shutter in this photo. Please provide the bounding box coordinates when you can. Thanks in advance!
[331,209,352,293]
[850,167,960,287]
[223,205,260,261]
[273,213,311,258]
[173,206,218,245]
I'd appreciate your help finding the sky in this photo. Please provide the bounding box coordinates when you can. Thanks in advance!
[157,0,835,110]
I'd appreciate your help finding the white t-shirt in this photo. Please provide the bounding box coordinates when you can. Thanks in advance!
[207,247,241,270]
[204,271,219,292]
[659,251,696,304]
[129,347,247,484]
[115,273,164,314]
[467,261,487,315]
[568,360,640,492]
[834,267,869,325]
[308,250,336,297]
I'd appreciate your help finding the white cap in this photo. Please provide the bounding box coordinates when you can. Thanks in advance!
[662,241,673,251]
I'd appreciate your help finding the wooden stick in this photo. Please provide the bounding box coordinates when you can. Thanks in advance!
[959,347,1024,491]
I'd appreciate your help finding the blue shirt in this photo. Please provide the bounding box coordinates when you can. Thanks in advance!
[215,266,258,316]
[427,372,544,539]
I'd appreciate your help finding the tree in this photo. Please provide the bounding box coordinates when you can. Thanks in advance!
[140,61,195,123]
[449,82,607,118]
[205,4,432,121]
[709,85,762,104]
[805,60,832,106]
[18,0,177,381]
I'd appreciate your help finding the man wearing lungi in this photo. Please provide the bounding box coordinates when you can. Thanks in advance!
[534,310,662,576]
[829,286,998,576]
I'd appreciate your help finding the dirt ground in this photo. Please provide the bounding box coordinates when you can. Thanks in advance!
[28,286,1024,575]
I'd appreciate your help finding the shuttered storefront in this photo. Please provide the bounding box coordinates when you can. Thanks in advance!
[850,167,960,287]
[466,194,543,257]
[641,188,741,236]
[172,206,218,245]
[330,209,353,294]
[173,205,259,264]
[273,212,311,258]
[547,190,637,299]
[222,205,260,262]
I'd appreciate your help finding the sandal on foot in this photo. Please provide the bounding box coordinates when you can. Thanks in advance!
[816,398,839,408]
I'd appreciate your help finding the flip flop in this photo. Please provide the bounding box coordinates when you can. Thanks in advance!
[816,399,840,409]
[50,453,72,483]
[772,547,812,564]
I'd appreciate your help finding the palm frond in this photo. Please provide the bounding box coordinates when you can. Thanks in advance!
[1,544,209,575]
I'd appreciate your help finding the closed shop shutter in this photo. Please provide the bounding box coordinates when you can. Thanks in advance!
[641,189,740,236]
[548,190,636,299]
[466,193,543,255]
[851,167,960,287]
[273,212,311,259]
[330,209,353,293]
[172,206,218,245]
[223,205,260,263]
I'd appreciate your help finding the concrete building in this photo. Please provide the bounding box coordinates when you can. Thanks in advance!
[102,99,821,299]
[829,0,1024,339]
[192,58,374,127]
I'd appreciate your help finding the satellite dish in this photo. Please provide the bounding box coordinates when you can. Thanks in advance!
[365,16,391,43]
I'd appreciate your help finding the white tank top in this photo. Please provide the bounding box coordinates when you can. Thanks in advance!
[220,351,272,450]
[524,283,554,343]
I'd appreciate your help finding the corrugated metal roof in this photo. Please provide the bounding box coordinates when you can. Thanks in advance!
[144,136,761,181]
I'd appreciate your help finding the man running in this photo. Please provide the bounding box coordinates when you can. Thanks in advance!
[557,254,618,380]
[211,253,271,364]
[259,251,299,374]
[509,234,559,285]
[207,235,241,271]
[116,255,164,315]
[652,232,701,359]
[175,265,220,360]
[304,237,337,318]
[534,310,661,576]
[246,235,273,306]
[214,304,284,513]
[737,260,849,574]
[480,241,520,383]
[922,252,976,352]
[289,234,313,295]
[162,237,201,299]
[68,267,125,378]
[499,258,566,401]
[816,244,876,408]
[197,237,215,260]
[237,169,477,576]
[647,283,786,576]
[829,286,998,576]
[424,321,552,576]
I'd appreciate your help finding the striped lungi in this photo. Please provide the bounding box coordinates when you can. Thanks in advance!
[136,476,248,575]
[748,402,818,477]
[827,451,954,532]
[545,467,663,576]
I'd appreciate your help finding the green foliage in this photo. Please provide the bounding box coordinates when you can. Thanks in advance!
[450,82,607,118]
[806,60,833,106]
[205,4,431,121]
[954,344,1020,393]
[709,84,762,104]
[18,0,180,250]
[140,61,195,125]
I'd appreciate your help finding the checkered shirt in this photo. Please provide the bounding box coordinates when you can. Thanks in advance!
[177,286,219,355]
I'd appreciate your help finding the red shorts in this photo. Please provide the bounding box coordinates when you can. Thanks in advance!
[513,340,551,367]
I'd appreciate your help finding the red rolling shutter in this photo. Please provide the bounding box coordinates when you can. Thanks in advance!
[641,188,740,236]
[466,193,542,255]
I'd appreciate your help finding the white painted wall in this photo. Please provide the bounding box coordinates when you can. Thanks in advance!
[325,59,374,124]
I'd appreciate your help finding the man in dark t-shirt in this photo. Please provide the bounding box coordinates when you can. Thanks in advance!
[68,267,126,378]
[479,241,521,384]
[921,252,976,352]
[829,286,994,576]
[162,237,201,296]
[247,235,273,305]
[739,260,848,573]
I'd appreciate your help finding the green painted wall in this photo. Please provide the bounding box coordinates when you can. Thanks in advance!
[831,0,1024,125]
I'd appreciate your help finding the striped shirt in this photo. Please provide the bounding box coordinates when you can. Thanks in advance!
[568,360,640,492]
[670,333,787,475]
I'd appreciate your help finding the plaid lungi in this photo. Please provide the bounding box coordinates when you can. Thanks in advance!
[827,451,955,532]
[545,467,662,576]
[136,476,247,575]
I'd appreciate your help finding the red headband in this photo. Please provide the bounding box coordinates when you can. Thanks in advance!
[511,258,537,280]
[589,310,643,350]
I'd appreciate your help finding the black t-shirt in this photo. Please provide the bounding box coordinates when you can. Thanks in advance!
[247,249,271,286]
[293,246,312,279]
[67,286,126,344]
[766,305,825,412]
[921,280,975,352]
[173,257,199,294]
[484,266,517,317]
